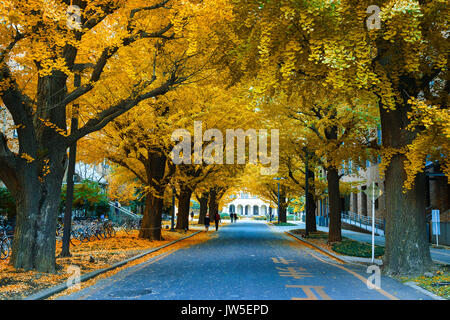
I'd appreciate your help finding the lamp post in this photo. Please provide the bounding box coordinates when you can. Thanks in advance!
[273,177,286,224]
[171,186,176,231]
[304,147,309,233]
[60,73,80,257]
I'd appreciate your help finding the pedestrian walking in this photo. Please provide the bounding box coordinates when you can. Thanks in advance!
[114,200,121,216]
[204,214,210,232]
[230,212,234,223]
[190,211,194,221]
[214,212,221,231]
[234,213,238,222]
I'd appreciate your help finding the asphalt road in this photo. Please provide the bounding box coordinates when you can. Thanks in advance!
[59,221,434,300]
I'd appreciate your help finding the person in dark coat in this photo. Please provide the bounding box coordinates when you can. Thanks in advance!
[214,212,221,231]
[204,214,210,232]
[230,212,234,223]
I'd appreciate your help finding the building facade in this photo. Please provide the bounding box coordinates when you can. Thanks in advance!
[340,159,386,220]
[223,192,274,217]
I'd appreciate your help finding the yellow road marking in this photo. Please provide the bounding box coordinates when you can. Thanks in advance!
[286,285,331,300]
[305,249,399,300]
[284,230,398,300]
[271,257,295,264]
[277,266,313,280]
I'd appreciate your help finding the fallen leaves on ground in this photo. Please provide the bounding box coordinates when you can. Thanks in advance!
[0,229,211,300]
[397,266,450,300]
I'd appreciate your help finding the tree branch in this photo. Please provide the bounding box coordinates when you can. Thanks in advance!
[61,21,174,107]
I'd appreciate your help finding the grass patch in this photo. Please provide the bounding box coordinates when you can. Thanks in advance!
[290,229,328,239]
[332,239,384,258]
[290,228,384,258]
[252,216,267,220]
[271,222,297,226]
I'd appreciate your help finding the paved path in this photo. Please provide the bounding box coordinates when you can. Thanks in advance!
[59,221,433,300]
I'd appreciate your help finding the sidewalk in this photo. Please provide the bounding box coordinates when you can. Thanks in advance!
[278,221,450,265]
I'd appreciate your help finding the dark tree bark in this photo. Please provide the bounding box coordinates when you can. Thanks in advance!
[380,104,432,275]
[305,168,317,235]
[197,192,209,224]
[1,71,69,272]
[208,188,219,219]
[326,167,342,243]
[287,157,317,234]
[139,193,164,240]
[5,148,67,272]
[176,184,193,230]
[278,193,287,223]
[139,151,168,240]
[278,204,287,223]
[324,123,342,243]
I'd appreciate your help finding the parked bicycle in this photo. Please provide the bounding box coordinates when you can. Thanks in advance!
[122,219,140,234]
[56,219,119,246]
[0,224,13,260]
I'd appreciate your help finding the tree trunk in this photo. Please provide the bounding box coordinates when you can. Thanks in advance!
[8,153,66,272]
[208,189,220,219]
[327,167,342,242]
[278,194,287,223]
[279,205,287,223]
[305,169,317,235]
[198,192,209,224]
[176,185,192,230]
[139,193,164,240]
[139,150,167,240]
[380,105,432,275]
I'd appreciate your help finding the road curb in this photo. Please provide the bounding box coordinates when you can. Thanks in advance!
[285,231,349,264]
[403,281,447,300]
[285,231,384,266]
[286,231,448,300]
[23,230,202,300]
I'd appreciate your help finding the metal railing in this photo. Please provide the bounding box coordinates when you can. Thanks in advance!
[108,202,141,225]
[341,211,385,234]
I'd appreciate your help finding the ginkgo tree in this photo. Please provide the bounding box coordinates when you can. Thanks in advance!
[169,82,258,230]
[80,78,254,237]
[223,0,448,275]
[79,98,177,241]
[265,82,379,241]
[0,0,234,272]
